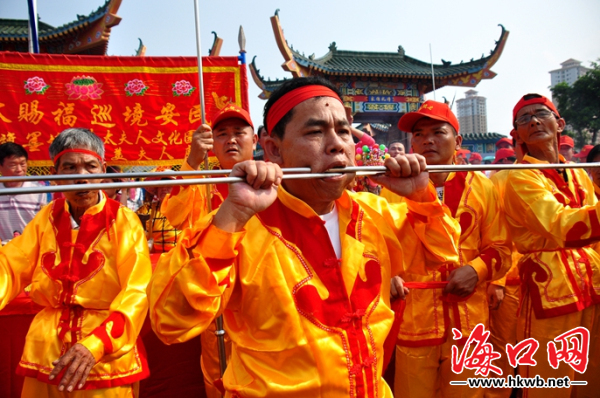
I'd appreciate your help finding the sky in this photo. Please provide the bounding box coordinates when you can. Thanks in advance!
[2,0,599,138]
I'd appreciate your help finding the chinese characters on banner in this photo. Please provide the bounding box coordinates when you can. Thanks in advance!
[0,52,249,166]
[451,324,590,377]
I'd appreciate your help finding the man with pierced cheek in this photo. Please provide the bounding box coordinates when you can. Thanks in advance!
[148,77,461,397]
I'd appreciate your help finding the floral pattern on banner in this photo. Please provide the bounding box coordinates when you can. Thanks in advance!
[124,79,148,96]
[172,80,195,97]
[24,77,50,95]
[65,76,104,100]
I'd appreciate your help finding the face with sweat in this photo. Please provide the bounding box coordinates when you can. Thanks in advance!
[212,118,257,169]
[53,151,106,209]
[410,118,461,165]
[266,97,356,213]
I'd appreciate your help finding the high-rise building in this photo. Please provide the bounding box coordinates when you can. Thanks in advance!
[456,89,487,135]
[549,59,590,88]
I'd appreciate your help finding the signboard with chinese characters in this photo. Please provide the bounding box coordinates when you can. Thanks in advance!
[333,78,423,114]
[0,52,249,166]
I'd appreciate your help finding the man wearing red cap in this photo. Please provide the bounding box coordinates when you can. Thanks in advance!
[559,135,575,162]
[160,103,255,397]
[574,144,594,163]
[148,77,460,397]
[469,152,483,165]
[505,93,600,397]
[495,137,513,150]
[384,100,511,398]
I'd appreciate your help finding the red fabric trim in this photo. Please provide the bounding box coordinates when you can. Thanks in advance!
[443,172,467,218]
[91,312,127,354]
[266,85,343,135]
[53,149,103,164]
[257,198,378,397]
[480,247,503,281]
[565,209,600,247]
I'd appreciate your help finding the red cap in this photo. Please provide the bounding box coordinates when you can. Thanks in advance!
[212,104,254,130]
[469,152,482,161]
[495,137,513,148]
[574,145,594,159]
[398,100,460,134]
[456,149,471,158]
[559,135,574,148]
[493,148,516,164]
[513,94,560,122]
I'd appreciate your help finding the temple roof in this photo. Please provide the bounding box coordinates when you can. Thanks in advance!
[0,0,122,55]
[288,34,507,78]
[251,11,509,99]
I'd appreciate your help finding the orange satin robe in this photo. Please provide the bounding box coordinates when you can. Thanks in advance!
[0,194,151,390]
[382,171,512,345]
[148,185,460,397]
[503,155,600,398]
[504,155,600,318]
[136,201,180,253]
[161,160,227,230]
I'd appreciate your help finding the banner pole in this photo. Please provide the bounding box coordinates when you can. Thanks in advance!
[193,0,228,388]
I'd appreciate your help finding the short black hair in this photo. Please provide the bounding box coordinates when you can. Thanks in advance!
[586,144,600,163]
[263,76,341,139]
[0,142,28,165]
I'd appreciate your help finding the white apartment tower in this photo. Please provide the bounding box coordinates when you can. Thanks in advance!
[549,59,590,88]
[456,89,487,135]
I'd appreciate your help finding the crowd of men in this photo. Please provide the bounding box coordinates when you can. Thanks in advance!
[0,76,599,398]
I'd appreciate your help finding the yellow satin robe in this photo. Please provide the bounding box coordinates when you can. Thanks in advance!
[504,154,600,318]
[148,185,460,397]
[0,194,151,390]
[382,171,511,345]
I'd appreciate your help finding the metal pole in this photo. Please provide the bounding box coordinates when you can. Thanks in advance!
[4,162,600,185]
[27,0,39,53]
[193,0,227,385]
[429,43,436,100]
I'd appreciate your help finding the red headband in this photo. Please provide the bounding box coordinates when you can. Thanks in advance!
[53,149,103,164]
[266,85,343,135]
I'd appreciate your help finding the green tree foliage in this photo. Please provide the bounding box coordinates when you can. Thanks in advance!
[551,61,600,147]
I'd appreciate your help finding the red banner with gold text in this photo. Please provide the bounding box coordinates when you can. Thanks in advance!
[0,52,249,166]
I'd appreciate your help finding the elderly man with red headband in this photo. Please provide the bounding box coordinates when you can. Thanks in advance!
[381,100,511,398]
[504,94,600,398]
[148,77,460,397]
[0,128,151,397]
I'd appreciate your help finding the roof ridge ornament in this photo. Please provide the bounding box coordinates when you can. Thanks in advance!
[329,42,337,52]
[397,45,405,57]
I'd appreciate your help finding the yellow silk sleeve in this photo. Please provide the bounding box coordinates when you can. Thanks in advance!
[505,170,600,250]
[0,208,46,310]
[147,212,245,344]
[354,186,460,277]
[78,208,151,363]
[161,160,208,230]
[467,184,511,283]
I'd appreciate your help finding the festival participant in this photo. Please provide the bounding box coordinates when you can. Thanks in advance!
[388,141,406,157]
[495,137,513,150]
[0,128,151,397]
[148,77,461,397]
[559,135,575,162]
[257,125,269,161]
[0,142,47,242]
[380,100,511,398]
[161,103,255,397]
[469,152,483,165]
[162,104,256,230]
[504,94,600,398]
[487,139,524,398]
[101,165,128,205]
[574,144,594,163]
[586,144,600,200]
